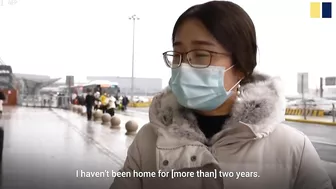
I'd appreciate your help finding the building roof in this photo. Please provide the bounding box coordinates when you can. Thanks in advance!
[14,73,51,82]
[15,74,61,94]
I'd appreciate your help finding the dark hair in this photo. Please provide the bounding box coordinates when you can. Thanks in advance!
[172,1,257,84]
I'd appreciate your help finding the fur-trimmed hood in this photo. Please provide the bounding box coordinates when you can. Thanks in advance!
[148,72,286,144]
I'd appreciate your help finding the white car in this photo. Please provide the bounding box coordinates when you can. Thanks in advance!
[133,96,149,103]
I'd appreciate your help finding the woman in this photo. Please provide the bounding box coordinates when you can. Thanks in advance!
[106,96,116,117]
[111,1,332,189]
[93,91,100,110]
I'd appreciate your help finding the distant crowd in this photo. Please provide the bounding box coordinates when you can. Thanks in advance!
[71,90,129,121]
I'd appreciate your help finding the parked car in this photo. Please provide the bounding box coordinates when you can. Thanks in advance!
[132,96,149,103]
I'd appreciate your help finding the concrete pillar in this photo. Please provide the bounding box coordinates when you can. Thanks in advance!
[125,120,138,135]
[110,116,121,129]
[102,113,111,126]
[94,110,103,122]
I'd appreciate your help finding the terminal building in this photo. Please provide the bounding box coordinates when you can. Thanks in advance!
[0,63,61,105]
[0,61,163,106]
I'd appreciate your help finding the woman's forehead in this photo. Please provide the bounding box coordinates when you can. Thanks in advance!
[174,19,219,47]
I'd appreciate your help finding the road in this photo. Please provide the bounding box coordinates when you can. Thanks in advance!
[126,107,336,163]
[1,107,118,189]
[288,122,336,163]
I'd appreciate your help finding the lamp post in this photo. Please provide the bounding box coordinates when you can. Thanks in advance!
[129,15,139,102]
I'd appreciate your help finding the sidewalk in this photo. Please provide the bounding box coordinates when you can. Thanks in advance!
[1,107,120,189]
[51,109,149,163]
[285,115,336,126]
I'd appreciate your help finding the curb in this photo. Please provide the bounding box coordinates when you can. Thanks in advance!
[285,118,336,126]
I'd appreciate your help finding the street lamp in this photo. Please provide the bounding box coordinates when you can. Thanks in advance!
[129,14,139,102]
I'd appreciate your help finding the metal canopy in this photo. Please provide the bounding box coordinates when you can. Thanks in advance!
[20,78,61,95]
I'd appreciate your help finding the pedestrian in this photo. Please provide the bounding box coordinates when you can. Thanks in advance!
[0,90,5,118]
[100,92,108,113]
[85,89,95,121]
[0,125,3,163]
[106,96,116,117]
[94,91,100,110]
[121,95,129,111]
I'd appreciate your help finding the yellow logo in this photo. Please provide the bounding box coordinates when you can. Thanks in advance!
[310,2,332,18]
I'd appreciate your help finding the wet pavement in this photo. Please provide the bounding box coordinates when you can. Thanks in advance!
[287,122,336,163]
[0,107,128,189]
[1,106,335,189]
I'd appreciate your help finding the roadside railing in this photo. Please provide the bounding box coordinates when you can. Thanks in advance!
[285,103,336,123]
[19,95,71,109]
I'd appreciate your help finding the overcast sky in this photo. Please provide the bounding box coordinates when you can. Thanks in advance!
[0,0,335,95]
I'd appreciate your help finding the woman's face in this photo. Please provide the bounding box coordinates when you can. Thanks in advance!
[173,19,242,92]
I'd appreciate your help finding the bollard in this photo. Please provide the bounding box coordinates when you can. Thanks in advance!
[125,120,138,135]
[102,113,111,126]
[92,110,96,118]
[333,104,335,123]
[73,105,78,112]
[93,110,103,121]
[81,106,87,116]
[110,116,121,129]
[77,106,84,114]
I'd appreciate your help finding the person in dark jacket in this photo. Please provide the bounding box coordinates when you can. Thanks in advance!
[121,96,129,111]
[0,91,5,101]
[85,89,95,121]
[0,91,5,117]
[0,125,3,163]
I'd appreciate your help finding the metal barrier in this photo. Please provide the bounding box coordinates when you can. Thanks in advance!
[286,102,336,122]
[19,95,71,109]
[285,108,325,117]
[128,101,151,108]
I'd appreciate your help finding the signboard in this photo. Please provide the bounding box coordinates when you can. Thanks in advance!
[297,73,308,94]
[65,76,74,87]
[325,77,336,86]
[0,65,13,89]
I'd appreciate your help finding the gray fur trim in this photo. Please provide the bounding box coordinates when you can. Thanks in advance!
[148,72,286,143]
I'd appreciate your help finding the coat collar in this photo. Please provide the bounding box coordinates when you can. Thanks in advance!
[149,72,286,144]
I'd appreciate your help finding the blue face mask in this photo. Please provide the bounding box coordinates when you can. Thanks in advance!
[169,63,240,111]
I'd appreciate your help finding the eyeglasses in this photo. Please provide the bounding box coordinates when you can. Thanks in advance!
[163,49,230,69]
